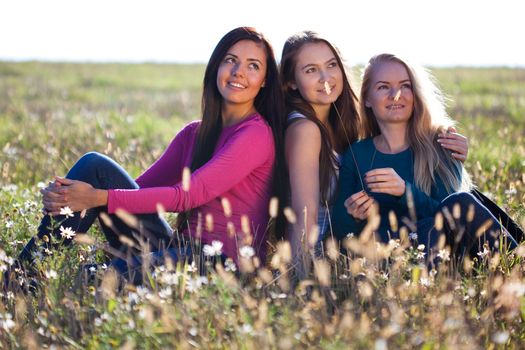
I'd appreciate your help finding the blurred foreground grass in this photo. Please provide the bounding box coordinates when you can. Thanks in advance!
[0,62,524,349]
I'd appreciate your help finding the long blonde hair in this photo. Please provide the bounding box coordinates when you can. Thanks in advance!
[360,53,472,195]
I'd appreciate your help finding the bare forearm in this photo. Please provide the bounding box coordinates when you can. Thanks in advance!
[94,189,109,208]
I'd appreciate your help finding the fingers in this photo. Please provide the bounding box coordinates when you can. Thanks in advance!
[344,191,375,220]
[54,176,75,186]
[365,168,394,177]
[437,140,467,153]
[344,191,368,208]
[451,152,467,162]
[42,198,68,213]
[437,133,468,163]
[365,174,393,184]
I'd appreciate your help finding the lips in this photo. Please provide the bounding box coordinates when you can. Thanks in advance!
[318,84,334,94]
[386,104,404,110]
[228,81,246,89]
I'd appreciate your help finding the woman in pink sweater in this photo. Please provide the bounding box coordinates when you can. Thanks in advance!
[17,27,285,282]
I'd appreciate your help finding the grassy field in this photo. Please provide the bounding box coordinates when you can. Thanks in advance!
[0,61,524,349]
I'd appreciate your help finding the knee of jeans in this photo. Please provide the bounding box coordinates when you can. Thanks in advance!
[76,152,110,171]
[444,191,477,207]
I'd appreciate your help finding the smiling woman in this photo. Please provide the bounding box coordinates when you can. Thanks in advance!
[10,27,286,285]
[332,53,518,261]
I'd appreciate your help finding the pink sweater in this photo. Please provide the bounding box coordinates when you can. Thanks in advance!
[107,113,275,262]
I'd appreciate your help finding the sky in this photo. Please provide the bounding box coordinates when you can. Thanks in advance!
[1,0,524,67]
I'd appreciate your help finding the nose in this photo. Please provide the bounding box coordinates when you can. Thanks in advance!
[390,88,402,101]
[319,69,330,83]
[232,63,245,78]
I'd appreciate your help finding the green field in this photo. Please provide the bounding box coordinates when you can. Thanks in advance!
[1,61,524,349]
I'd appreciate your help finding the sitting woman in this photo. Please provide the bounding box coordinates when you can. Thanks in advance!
[14,27,285,284]
[332,53,517,259]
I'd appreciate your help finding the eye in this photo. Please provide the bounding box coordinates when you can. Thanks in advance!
[377,84,388,90]
[401,83,412,90]
[248,62,260,71]
[305,67,316,74]
[328,61,338,69]
[224,56,235,64]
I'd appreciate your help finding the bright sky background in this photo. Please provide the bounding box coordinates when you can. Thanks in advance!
[1,0,524,67]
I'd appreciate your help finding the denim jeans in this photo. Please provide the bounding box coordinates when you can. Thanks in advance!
[414,192,517,258]
[19,152,173,263]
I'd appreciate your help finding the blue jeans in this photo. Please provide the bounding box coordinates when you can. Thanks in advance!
[415,192,517,258]
[19,152,174,263]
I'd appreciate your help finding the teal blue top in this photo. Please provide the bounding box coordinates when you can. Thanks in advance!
[331,138,453,242]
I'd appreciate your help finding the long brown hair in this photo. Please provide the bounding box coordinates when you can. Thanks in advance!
[360,53,471,194]
[178,27,287,237]
[280,31,360,203]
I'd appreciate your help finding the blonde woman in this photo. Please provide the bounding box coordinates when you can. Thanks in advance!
[332,53,516,257]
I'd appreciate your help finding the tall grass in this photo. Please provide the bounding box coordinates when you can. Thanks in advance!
[1,62,524,349]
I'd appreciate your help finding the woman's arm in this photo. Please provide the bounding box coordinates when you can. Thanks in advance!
[285,120,322,272]
[135,121,199,188]
[107,121,273,214]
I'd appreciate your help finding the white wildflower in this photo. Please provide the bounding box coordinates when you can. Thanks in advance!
[241,323,253,334]
[186,261,197,273]
[477,246,490,259]
[437,249,450,262]
[375,338,388,350]
[224,258,237,272]
[417,244,425,251]
[45,269,58,279]
[5,220,14,229]
[186,276,208,293]
[202,240,223,256]
[189,327,198,337]
[388,239,400,249]
[239,245,255,258]
[419,277,430,287]
[60,206,75,218]
[59,226,76,239]
[409,232,418,240]
[492,331,509,344]
[0,313,15,331]
[158,287,173,299]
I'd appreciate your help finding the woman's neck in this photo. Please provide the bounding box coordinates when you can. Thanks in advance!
[222,104,257,127]
[374,124,409,154]
[312,103,331,125]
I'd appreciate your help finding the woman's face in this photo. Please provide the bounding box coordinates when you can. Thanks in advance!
[365,60,414,126]
[290,42,344,115]
[216,40,267,112]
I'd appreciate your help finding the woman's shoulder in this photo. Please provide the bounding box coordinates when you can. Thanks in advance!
[285,117,321,140]
[228,113,273,141]
[287,110,307,121]
[182,120,201,132]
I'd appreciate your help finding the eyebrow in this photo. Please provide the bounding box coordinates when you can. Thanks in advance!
[225,53,264,65]
[374,79,411,85]
[300,57,337,70]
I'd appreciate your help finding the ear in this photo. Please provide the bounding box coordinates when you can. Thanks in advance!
[365,99,371,108]
[261,81,266,88]
[289,82,297,90]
